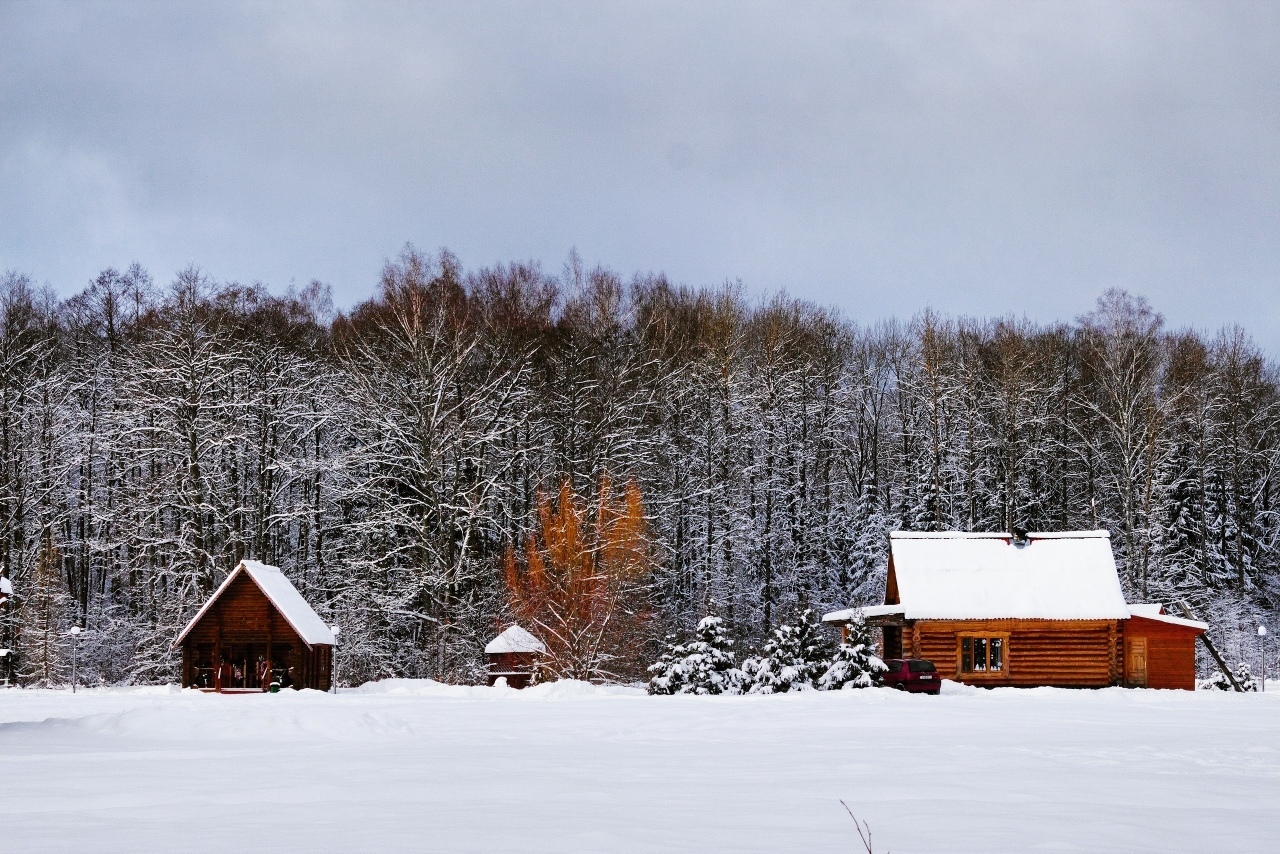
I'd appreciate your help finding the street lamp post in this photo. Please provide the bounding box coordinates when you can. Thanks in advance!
[330,625,340,695]
[69,626,81,693]
[1259,625,1268,693]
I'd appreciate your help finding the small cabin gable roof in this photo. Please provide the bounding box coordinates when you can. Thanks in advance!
[485,624,545,654]
[175,560,335,647]
[1127,603,1208,631]
[874,530,1130,621]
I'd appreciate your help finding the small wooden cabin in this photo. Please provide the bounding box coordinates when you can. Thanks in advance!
[176,560,335,692]
[485,624,545,688]
[824,531,1206,689]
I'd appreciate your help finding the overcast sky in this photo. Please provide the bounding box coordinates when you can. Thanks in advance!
[2,1,1278,349]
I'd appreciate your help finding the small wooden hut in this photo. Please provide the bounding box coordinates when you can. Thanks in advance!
[485,624,544,688]
[176,560,335,692]
[823,530,1206,689]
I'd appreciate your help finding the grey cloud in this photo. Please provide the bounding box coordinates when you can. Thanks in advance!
[1,1,1277,348]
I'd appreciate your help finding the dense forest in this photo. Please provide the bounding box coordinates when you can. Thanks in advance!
[0,247,1276,686]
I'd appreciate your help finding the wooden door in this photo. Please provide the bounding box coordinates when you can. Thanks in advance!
[1126,637,1147,688]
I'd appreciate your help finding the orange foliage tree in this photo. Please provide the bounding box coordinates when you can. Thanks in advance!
[502,475,656,681]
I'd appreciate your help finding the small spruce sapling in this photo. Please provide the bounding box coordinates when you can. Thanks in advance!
[647,633,687,695]
[818,613,887,690]
[1233,661,1260,692]
[743,608,834,694]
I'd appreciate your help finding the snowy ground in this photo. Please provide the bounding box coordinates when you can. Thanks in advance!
[2,681,1278,853]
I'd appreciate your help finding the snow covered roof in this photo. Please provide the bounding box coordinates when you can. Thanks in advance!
[880,530,1130,621]
[1127,603,1209,632]
[175,560,335,647]
[823,604,904,623]
[485,625,545,654]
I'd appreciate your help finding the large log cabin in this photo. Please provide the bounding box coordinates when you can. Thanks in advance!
[176,560,335,692]
[824,531,1207,689]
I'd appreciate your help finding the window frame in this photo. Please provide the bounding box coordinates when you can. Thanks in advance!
[957,632,1010,677]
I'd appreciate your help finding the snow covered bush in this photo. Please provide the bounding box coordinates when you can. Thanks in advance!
[818,613,886,690]
[742,608,834,694]
[647,616,744,695]
[1200,669,1233,691]
[1233,661,1260,691]
[1201,661,1260,691]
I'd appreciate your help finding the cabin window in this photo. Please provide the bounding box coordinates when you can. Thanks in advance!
[959,635,1007,674]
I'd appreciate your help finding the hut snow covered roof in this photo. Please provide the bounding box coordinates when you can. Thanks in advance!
[176,560,335,646]
[825,530,1131,623]
[485,625,545,654]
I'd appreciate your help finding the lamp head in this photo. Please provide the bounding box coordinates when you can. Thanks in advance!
[1259,625,1268,637]
[330,625,340,638]
[69,626,81,636]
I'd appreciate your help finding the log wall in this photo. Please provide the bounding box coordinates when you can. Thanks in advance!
[911,619,1119,688]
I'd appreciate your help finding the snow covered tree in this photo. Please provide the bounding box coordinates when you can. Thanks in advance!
[0,251,1278,690]
[742,608,833,694]
[647,615,743,695]
[504,476,657,682]
[818,613,886,690]
[1201,661,1259,692]
[646,633,686,695]
[1232,661,1259,692]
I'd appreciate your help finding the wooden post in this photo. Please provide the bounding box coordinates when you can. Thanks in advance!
[213,605,222,692]
[265,601,273,691]
[911,623,921,659]
[1176,598,1243,692]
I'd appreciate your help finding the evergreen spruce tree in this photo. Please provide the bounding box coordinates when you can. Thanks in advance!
[647,616,744,695]
[1232,661,1259,692]
[1155,443,1202,588]
[850,472,889,599]
[742,608,834,694]
[678,615,744,695]
[818,613,887,690]
[910,461,943,532]
[646,632,687,695]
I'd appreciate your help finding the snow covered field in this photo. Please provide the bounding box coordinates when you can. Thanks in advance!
[2,681,1277,853]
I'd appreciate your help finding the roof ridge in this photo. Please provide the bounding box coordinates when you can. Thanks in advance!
[890,529,1110,539]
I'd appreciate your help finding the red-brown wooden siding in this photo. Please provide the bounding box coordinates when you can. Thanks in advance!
[487,651,537,688]
[1119,616,1200,690]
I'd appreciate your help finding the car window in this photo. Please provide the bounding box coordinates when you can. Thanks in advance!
[908,660,936,673]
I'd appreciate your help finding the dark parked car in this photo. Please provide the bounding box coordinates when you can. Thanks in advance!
[881,658,941,694]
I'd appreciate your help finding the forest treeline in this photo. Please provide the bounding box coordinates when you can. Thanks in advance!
[0,247,1276,685]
